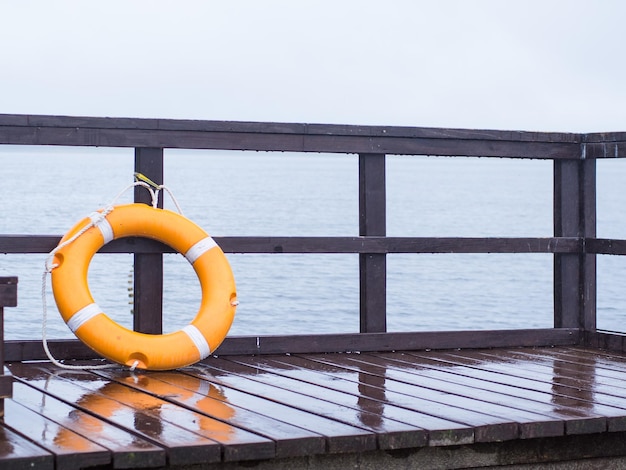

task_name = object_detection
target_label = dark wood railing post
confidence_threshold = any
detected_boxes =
[581,154,597,332]
[359,153,387,333]
[134,148,164,334]
[553,153,596,330]
[0,277,16,417]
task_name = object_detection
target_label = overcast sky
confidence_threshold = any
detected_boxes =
[1,1,625,133]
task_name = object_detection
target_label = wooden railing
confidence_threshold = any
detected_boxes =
[2,114,626,360]
[0,277,16,411]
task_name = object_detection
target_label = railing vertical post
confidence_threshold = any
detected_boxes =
[0,277,16,417]
[581,153,597,332]
[134,148,164,334]
[553,153,596,330]
[359,153,386,333]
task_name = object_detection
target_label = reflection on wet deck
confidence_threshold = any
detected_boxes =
[5,346,626,468]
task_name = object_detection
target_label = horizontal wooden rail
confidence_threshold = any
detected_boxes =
[0,114,580,141]
[0,235,582,254]
[584,132,626,159]
[585,143,626,158]
[586,238,626,255]
[0,113,582,158]
[5,328,580,361]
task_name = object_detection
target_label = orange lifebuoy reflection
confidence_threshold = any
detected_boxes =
[52,370,236,448]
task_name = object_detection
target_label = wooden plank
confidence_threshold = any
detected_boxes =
[470,350,626,400]
[417,349,626,431]
[584,131,626,143]
[0,235,172,254]
[554,159,583,329]
[300,353,563,441]
[304,123,581,144]
[6,348,626,467]
[173,370,388,454]
[82,129,580,157]
[193,358,410,451]
[359,153,386,333]
[350,351,612,435]
[0,277,15,418]
[568,347,626,373]
[550,156,595,332]
[557,347,626,368]
[443,349,626,433]
[216,236,583,254]
[6,339,98,362]
[134,148,163,207]
[92,368,326,460]
[8,363,229,466]
[584,141,626,158]
[318,136,579,159]
[359,155,386,236]
[26,364,276,464]
[586,238,626,255]
[0,124,481,155]
[5,329,581,362]
[3,399,110,470]
[581,159,597,331]
[212,329,578,356]
[166,370,386,455]
[182,366,378,454]
[0,113,582,143]
[0,425,52,470]
[586,331,626,351]
[0,124,581,159]
[400,349,625,434]
[223,356,479,447]
[359,251,386,332]
[203,356,484,448]
[478,348,626,393]
[11,381,165,469]
[0,235,583,254]
[0,375,12,399]
[0,278,17,308]
[223,354,490,445]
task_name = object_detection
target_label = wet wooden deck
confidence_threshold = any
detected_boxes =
[5,346,626,469]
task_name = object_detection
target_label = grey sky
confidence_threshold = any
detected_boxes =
[1,0,625,132]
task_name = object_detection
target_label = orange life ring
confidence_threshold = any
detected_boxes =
[51,203,237,371]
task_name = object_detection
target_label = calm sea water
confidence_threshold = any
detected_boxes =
[2,145,626,340]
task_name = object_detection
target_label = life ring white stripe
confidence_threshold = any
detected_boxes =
[184,237,217,264]
[89,212,114,244]
[182,324,211,359]
[67,303,102,332]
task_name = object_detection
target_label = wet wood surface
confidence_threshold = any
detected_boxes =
[4,346,626,468]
